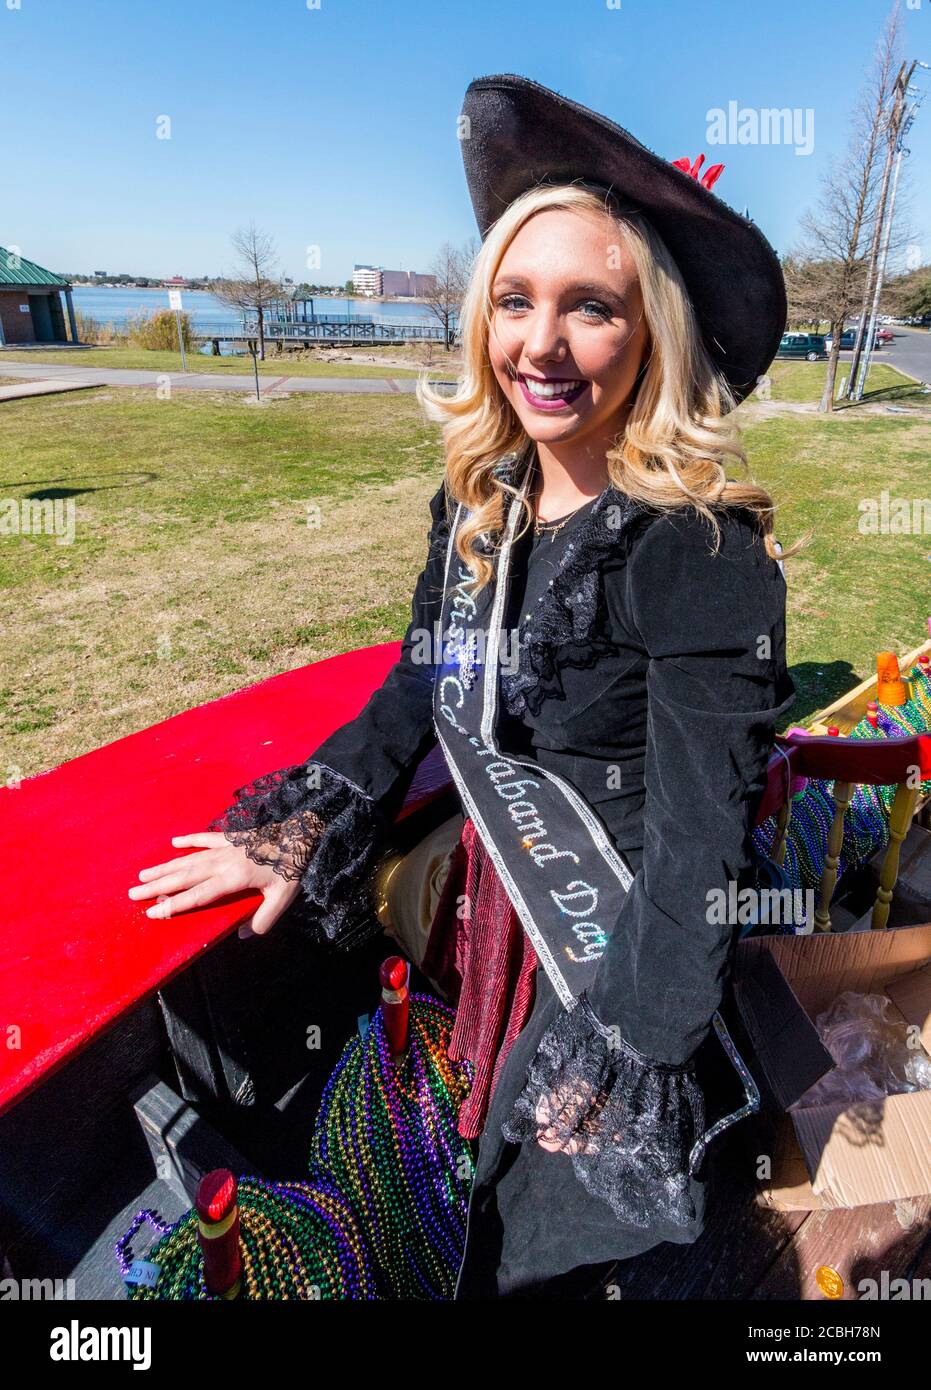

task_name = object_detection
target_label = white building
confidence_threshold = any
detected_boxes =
[352,264,382,297]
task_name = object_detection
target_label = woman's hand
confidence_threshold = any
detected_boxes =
[534,1079,620,1155]
[128,833,302,937]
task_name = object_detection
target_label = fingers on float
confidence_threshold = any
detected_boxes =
[131,858,222,898]
[143,876,230,917]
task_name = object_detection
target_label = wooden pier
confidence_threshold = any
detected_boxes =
[192,317,453,354]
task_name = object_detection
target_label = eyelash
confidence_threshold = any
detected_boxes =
[496,294,612,322]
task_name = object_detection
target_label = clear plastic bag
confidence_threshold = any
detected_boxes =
[791,990,931,1111]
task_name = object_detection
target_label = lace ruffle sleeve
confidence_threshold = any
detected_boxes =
[206,759,392,947]
[207,480,453,947]
[501,991,706,1229]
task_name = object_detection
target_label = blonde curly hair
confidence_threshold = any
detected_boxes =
[416,181,808,590]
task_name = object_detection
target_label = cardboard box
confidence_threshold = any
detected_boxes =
[734,923,931,1210]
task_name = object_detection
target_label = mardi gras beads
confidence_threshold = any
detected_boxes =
[118,1171,374,1300]
[310,987,474,1299]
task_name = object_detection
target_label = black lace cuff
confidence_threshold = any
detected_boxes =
[501,992,706,1230]
[207,760,392,948]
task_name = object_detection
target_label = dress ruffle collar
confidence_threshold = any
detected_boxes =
[492,451,651,719]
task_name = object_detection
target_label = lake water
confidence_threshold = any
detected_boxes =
[73,287,436,334]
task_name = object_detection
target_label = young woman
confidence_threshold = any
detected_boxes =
[130,75,800,1299]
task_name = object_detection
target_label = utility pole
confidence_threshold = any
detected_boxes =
[849,60,926,401]
[844,64,904,398]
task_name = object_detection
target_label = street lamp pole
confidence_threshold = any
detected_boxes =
[844,65,905,399]
[851,61,925,402]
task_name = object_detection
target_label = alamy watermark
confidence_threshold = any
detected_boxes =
[49,1320,150,1369]
[408,621,521,677]
[858,490,931,535]
[0,497,75,545]
[707,882,816,932]
[0,1276,76,1299]
[706,102,815,156]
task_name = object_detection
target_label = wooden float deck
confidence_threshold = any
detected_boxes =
[607,1043,931,1301]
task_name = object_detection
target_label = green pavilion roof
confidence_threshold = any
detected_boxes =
[0,249,70,288]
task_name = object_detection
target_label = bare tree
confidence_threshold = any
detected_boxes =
[784,6,906,412]
[456,235,481,293]
[845,54,919,399]
[883,262,931,321]
[210,223,284,360]
[424,239,478,350]
[782,253,844,331]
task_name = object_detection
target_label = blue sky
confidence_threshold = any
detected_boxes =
[2,0,929,281]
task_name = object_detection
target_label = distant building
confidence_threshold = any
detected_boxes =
[352,264,382,296]
[382,269,437,298]
[162,276,190,289]
[0,247,77,345]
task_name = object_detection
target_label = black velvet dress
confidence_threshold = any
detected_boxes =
[210,460,797,1298]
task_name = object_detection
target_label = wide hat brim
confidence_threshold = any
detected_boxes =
[459,73,787,407]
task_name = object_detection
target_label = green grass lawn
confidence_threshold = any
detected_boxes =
[0,345,431,379]
[759,360,928,405]
[1,385,929,776]
[734,408,931,718]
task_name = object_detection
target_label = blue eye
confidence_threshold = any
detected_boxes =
[494,294,611,321]
[578,301,612,321]
[496,295,528,314]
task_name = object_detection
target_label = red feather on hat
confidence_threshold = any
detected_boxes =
[671,152,725,192]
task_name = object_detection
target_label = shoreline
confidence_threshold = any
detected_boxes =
[70,285,433,308]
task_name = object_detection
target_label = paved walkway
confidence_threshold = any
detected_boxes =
[0,361,423,395]
[0,378,100,402]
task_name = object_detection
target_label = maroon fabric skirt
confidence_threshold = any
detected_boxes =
[421,817,539,1140]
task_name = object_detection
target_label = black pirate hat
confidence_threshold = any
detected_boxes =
[459,73,787,407]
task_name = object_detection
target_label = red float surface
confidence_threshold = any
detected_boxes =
[0,643,405,1118]
[6,632,924,1121]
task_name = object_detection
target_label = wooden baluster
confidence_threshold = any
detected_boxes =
[815,778,852,933]
[814,728,847,933]
[871,781,920,930]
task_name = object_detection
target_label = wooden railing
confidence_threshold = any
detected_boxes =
[758,730,931,932]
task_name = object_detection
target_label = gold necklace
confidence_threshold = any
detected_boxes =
[533,510,575,542]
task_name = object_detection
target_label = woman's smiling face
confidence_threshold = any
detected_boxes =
[488,207,649,451]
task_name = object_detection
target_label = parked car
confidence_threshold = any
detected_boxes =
[777,332,827,361]
[824,329,883,352]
